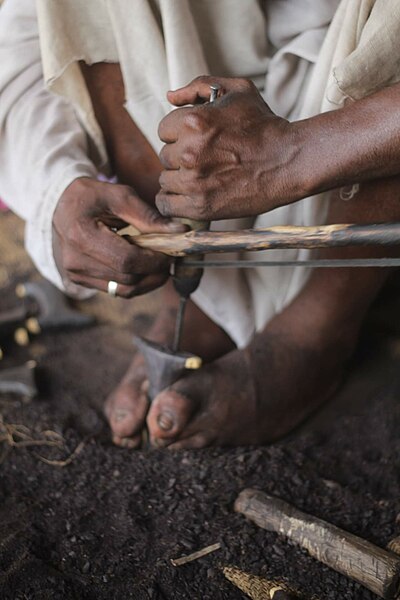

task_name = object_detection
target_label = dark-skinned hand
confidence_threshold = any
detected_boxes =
[53,177,185,298]
[157,75,301,222]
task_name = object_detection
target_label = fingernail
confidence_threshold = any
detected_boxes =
[157,412,174,431]
[114,409,129,422]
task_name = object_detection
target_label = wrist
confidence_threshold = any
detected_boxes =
[259,119,314,209]
[285,119,327,202]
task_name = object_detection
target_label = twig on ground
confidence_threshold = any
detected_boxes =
[0,414,85,467]
[34,439,86,467]
[170,542,221,567]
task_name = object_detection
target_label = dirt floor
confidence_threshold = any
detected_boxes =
[1,211,400,600]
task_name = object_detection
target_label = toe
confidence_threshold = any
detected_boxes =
[105,381,149,440]
[147,388,196,445]
[167,432,213,450]
[112,433,143,449]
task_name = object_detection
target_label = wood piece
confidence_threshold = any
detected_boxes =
[234,489,400,599]
[388,537,400,556]
[133,223,400,257]
[170,542,221,566]
[222,566,301,599]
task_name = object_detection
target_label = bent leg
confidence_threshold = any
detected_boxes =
[147,175,400,448]
[105,280,235,446]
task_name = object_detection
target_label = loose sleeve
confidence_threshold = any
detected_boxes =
[0,0,98,296]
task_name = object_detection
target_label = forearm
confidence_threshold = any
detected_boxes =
[294,83,400,199]
[80,62,162,204]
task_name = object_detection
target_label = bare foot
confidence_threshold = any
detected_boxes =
[145,174,400,449]
[146,266,390,448]
[105,281,235,446]
[145,300,354,448]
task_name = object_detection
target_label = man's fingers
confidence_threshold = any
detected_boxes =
[64,250,142,286]
[156,191,201,220]
[167,76,225,106]
[166,75,256,107]
[159,143,180,170]
[113,189,186,234]
[67,273,141,298]
[158,107,194,144]
[67,272,168,299]
[159,169,197,195]
[77,221,170,275]
[128,273,169,296]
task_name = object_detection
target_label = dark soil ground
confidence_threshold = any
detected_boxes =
[1,212,400,600]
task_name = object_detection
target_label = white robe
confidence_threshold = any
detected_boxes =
[0,0,399,346]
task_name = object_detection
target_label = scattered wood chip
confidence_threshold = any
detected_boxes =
[35,440,86,467]
[0,414,86,467]
[170,542,221,567]
[388,536,400,556]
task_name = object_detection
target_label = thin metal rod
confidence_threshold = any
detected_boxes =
[172,296,187,353]
[181,258,400,269]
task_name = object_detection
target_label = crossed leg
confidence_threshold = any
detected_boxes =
[80,62,400,448]
[108,175,400,448]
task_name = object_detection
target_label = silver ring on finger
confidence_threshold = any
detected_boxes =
[107,280,119,297]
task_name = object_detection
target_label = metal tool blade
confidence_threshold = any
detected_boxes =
[181,257,400,268]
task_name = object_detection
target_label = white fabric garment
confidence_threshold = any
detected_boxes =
[0,0,398,346]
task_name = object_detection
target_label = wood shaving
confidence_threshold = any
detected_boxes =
[170,542,221,566]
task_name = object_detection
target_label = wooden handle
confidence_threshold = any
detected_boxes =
[235,489,400,599]
[133,223,400,257]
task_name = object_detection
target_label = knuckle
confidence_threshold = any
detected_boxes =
[116,185,134,204]
[158,171,167,189]
[62,250,78,272]
[180,149,199,170]
[183,111,207,133]
[239,78,255,92]
[192,75,208,85]
[158,118,169,141]
[159,146,171,168]
[65,220,86,246]
[68,272,82,285]
[193,196,211,220]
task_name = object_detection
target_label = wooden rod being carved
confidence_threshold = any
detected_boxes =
[132,223,400,257]
[234,489,400,599]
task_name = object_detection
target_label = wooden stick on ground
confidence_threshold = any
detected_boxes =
[133,223,400,257]
[170,542,221,567]
[223,566,301,600]
[234,489,400,600]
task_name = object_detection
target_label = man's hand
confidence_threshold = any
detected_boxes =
[156,75,303,222]
[53,177,185,297]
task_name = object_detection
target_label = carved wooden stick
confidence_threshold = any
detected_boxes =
[234,489,400,599]
[133,223,400,257]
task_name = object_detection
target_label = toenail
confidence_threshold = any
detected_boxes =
[114,409,129,422]
[157,412,174,431]
[119,437,137,449]
[141,379,150,394]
